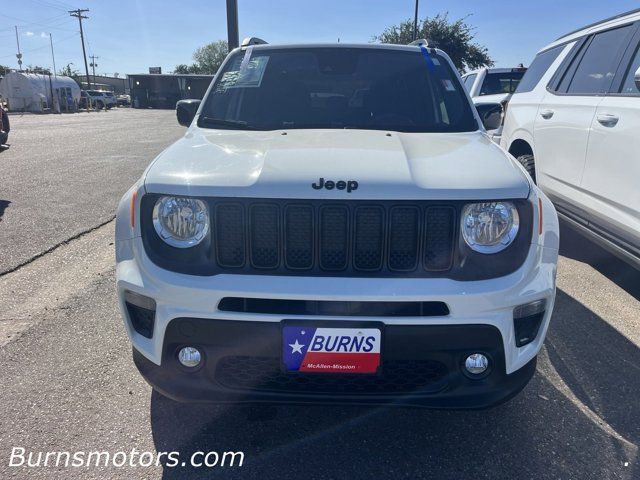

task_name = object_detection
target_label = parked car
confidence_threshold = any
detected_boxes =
[462,67,527,143]
[501,8,640,269]
[102,91,117,108]
[116,39,559,408]
[117,93,131,106]
[80,90,113,110]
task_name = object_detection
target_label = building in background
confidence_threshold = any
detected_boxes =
[127,74,213,109]
[77,74,128,94]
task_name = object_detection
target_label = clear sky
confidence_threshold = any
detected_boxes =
[1,0,639,76]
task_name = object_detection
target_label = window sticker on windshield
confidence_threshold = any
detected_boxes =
[442,79,456,91]
[215,54,270,92]
[229,54,269,89]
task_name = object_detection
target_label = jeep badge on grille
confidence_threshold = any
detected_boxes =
[312,178,358,193]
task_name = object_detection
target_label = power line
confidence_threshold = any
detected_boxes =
[0,32,78,60]
[68,8,91,89]
[0,13,77,33]
[0,12,69,27]
[27,0,75,13]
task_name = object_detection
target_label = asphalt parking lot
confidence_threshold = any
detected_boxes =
[0,109,638,479]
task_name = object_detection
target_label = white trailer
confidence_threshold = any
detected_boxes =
[0,72,80,112]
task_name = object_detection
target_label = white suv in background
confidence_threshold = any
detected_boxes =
[462,67,527,143]
[462,67,527,104]
[501,8,640,269]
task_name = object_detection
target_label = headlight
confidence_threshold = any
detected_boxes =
[461,201,519,253]
[152,196,209,248]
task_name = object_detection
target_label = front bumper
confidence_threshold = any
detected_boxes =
[116,228,557,407]
[133,319,537,408]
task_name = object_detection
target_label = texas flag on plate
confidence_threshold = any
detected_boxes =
[282,326,381,374]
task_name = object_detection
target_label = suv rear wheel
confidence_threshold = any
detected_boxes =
[517,154,536,184]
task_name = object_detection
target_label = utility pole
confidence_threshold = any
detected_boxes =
[413,0,420,41]
[69,9,91,90]
[49,33,59,113]
[226,0,239,51]
[49,33,57,79]
[15,26,23,71]
[89,54,98,85]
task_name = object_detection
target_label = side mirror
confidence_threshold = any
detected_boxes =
[634,66,640,92]
[176,99,201,127]
[475,102,503,131]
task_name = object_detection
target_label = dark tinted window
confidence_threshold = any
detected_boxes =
[463,73,477,92]
[565,25,634,94]
[200,47,478,133]
[620,42,640,94]
[479,71,525,95]
[515,45,564,93]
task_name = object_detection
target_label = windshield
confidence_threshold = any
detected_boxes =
[199,47,478,132]
[479,71,525,95]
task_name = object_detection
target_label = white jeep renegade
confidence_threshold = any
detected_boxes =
[115,39,559,408]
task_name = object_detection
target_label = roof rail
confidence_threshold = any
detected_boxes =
[241,37,268,48]
[557,7,640,40]
[409,39,429,47]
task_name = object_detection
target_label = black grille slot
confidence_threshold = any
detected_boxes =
[284,205,314,269]
[424,207,455,271]
[319,205,349,270]
[354,206,384,271]
[388,206,420,271]
[218,297,450,316]
[250,204,279,268]
[215,204,245,267]
[215,356,448,394]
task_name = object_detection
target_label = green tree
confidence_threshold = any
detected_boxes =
[193,40,229,74]
[174,40,228,75]
[60,63,80,77]
[375,13,493,72]
[173,63,197,74]
[26,65,51,75]
[59,63,82,88]
[0,65,11,76]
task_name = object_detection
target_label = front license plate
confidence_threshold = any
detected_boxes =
[282,326,381,374]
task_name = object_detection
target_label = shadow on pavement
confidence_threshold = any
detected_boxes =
[545,289,640,442]
[149,287,638,479]
[559,222,639,300]
[0,200,10,222]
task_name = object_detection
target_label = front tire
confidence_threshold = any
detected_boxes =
[517,154,536,184]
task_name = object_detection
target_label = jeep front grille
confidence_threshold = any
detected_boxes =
[141,195,533,279]
[212,199,456,275]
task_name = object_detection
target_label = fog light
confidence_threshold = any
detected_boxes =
[464,353,489,375]
[178,347,202,368]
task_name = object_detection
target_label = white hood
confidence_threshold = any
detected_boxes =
[143,128,530,200]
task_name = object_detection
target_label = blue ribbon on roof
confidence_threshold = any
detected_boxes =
[420,46,436,73]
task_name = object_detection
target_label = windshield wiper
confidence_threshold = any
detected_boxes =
[199,116,257,130]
